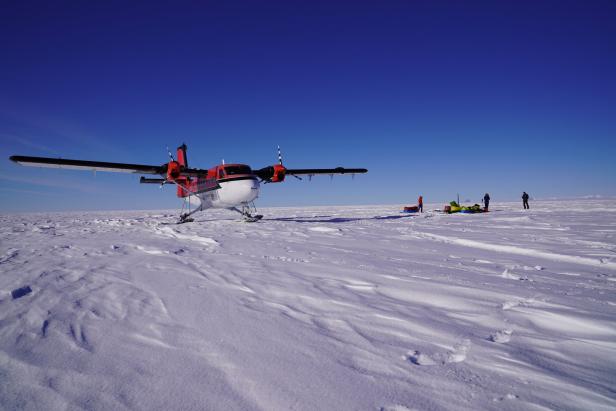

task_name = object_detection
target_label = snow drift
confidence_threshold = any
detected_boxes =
[1,200,615,410]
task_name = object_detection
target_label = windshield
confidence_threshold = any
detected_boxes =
[224,165,252,175]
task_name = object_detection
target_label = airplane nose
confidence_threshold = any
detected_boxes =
[220,178,260,205]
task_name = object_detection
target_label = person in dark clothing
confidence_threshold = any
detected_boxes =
[418,195,423,213]
[522,192,530,209]
[483,193,490,211]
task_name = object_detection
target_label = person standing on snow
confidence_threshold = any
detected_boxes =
[418,195,423,213]
[522,191,530,209]
[483,193,490,211]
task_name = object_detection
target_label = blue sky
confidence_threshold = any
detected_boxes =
[1,1,615,212]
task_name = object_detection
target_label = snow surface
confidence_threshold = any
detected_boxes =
[1,200,615,410]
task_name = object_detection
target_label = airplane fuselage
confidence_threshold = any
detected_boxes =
[198,175,260,209]
[178,164,260,211]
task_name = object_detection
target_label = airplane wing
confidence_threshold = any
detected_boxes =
[285,167,368,176]
[10,155,165,174]
[255,165,367,182]
[9,155,209,177]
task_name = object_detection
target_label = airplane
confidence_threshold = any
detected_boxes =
[9,144,368,223]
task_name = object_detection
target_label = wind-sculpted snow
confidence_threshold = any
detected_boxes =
[1,200,615,410]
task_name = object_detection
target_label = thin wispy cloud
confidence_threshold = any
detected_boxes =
[0,102,121,155]
[0,186,59,196]
[1,133,61,156]
[0,173,103,194]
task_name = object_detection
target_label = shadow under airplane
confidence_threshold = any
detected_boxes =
[264,214,417,224]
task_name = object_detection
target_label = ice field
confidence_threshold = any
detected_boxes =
[1,200,615,410]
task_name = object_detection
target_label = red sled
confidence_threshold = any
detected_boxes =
[403,206,419,213]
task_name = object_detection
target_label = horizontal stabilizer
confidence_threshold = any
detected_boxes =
[177,167,209,177]
[140,177,166,184]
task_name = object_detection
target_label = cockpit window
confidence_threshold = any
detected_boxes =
[224,165,252,175]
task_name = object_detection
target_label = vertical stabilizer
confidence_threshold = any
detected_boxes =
[175,144,189,197]
[177,144,188,167]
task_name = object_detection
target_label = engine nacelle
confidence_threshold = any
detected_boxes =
[255,164,286,183]
[167,160,181,180]
[271,164,286,182]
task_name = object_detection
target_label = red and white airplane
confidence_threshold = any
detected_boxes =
[10,144,367,222]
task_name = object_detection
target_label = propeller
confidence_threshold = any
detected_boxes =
[164,146,182,185]
[254,146,288,182]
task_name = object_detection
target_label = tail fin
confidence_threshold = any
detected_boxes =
[176,144,188,167]
[175,144,189,197]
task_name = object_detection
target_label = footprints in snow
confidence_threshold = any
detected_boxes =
[407,350,437,366]
[448,253,545,283]
[69,322,92,352]
[501,297,536,311]
[501,269,529,281]
[380,406,418,411]
[262,255,311,263]
[0,248,19,264]
[344,280,377,292]
[493,393,519,402]
[501,264,544,281]
[489,329,513,343]
[111,244,188,256]
[41,319,50,337]
[447,339,471,363]
[487,297,537,344]
[135,245,168,255]
[401,294,523,357]
[154,226,219,247]
[308,226,341,234]
[406,339,471,366]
